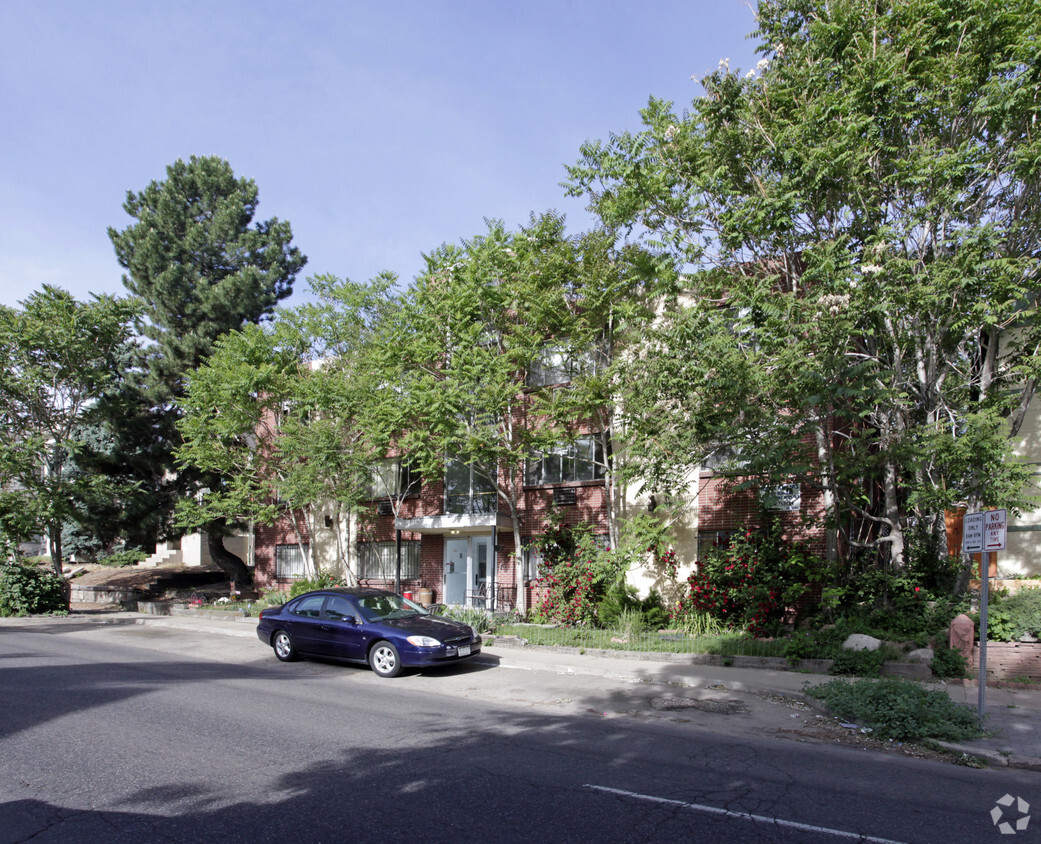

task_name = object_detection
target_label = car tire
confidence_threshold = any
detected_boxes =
[272,630,298,662]
[369,641,402,678]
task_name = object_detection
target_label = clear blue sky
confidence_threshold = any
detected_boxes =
[0,0,762,310]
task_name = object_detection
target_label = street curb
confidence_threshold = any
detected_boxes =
[931,740,1041,772]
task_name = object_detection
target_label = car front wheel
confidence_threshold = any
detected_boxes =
[273,630,297,662]
[369,641,402,677]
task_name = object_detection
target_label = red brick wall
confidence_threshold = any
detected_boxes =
[697,474,827,556]
[253,511,311,592]
[973,642,1041,682]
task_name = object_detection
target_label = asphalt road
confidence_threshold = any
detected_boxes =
[0,621,1036,843]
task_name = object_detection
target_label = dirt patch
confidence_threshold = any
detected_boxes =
[776,714,983,766]
[650,696,749,714]
[70,563,225,587]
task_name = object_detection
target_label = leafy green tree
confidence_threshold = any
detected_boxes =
[0,287,139,576]
[109,156,307,583]
[176,274,402,584]
[395,213,644,613]
[567,0,1041,574]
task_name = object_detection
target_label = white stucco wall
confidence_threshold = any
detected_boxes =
[1006,392,1041,576]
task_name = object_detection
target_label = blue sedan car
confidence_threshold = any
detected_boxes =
[256,587,482,678]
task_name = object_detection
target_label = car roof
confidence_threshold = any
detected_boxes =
[302,587,394,598]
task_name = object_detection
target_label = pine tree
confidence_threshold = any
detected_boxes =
[108,156,307,582]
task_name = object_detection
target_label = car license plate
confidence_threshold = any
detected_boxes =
[457,644,471,657]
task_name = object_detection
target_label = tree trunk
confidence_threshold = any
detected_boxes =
[812,417,839,563]
[206,518,253,585]
[48,523,63,579]
[882,460,905,569]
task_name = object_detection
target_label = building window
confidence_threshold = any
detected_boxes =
[701,444,749,473]
[526,342,603,387]
[444,458,497,514]
[275,544,309,578]
[696,530,732,561]
[357,540,421,580]
[527,344,570,386]
[521,538,544,580]
[367,458,421,499]
[525,436,605,486]
[761,483,801,512]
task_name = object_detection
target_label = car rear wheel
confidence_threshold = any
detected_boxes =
[273,630,297,662]
[369,641,402,677]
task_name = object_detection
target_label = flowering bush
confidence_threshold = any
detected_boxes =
[674,528,820,637]
[528,516,623,627]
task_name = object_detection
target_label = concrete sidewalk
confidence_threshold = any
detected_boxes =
[479,639,1041,771]
[9,607,1041,771]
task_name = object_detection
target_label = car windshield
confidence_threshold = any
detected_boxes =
[355,593,427,622]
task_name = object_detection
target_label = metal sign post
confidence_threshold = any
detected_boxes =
[978,550,989,723]
[962,509,1006,724]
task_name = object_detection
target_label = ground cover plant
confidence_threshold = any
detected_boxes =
[978,587,1041,642]
[493,623,790,658]
[806,678,982,743]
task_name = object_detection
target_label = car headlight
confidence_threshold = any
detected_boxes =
[406,635,441,647]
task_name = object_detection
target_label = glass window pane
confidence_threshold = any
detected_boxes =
[358,541,420,579]
[275,544,308,578]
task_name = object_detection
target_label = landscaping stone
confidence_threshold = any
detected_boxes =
[881,661,932,680]
[906,648,934,664]
[949,613,974,663]
[842,633,881,651]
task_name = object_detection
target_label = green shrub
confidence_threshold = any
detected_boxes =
[829,648,885,677]
[675,608,726,637]
[613,607,647,640]
[98,548,148,567]
[440,605,494,633]
[529,518,625,627]
[676,523,824,636]
[977,587,1041,642]
[807,678,982,742]
[597,581,670,631]
[785,628,846,663]
[288,570,343,598]
[0,563,67,616]
[931,644,968,679]
[595,579,638,628]
[259,588,288,607]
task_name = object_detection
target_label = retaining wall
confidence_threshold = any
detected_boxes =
[973,641,1041,682]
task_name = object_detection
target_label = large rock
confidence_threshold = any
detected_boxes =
[948,613,975,663]
[906,648,934,664]
[842,633,881,652]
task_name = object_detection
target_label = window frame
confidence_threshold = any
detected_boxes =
[367,457,422,500]
[696,530,733,561]
[275,543,309,579]
[521,538,545,580]
[357,540,421,580]
[525,435,606,487]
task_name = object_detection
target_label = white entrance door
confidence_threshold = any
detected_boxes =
[444,538,468,605]
[444,536,493,606]
[472,535,491,606]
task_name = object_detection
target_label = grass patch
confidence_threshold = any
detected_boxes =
[493,624,789,657]
[806,678,983,742]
